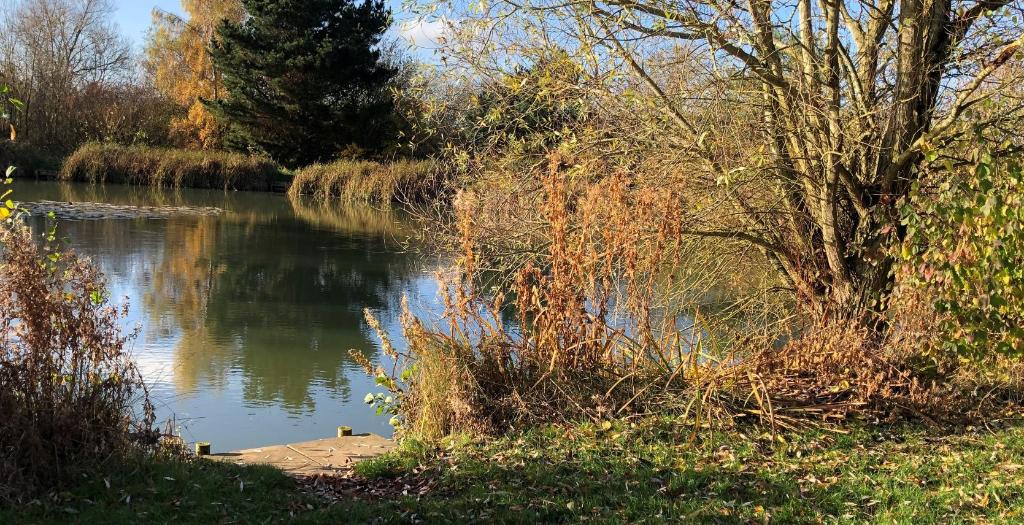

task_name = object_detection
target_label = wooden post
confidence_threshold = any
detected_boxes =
[195,442,211,456]
[337,426,353,437]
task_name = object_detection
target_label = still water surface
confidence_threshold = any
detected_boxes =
[16,180,443,452]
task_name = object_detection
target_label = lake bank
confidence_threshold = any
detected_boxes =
[207,433,395,476]
[6,418,1024,523]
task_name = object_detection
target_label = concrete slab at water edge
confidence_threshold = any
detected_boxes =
[207,434,395,477]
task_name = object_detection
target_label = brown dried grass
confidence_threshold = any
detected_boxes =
[60,142,283,191]
[0,222,155,502]
[288,159,444,204]
[355,153,710,438]
[358,152,1022,440]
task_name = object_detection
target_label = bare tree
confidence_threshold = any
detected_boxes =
[0,0,132,152]
[427,0,1024,325]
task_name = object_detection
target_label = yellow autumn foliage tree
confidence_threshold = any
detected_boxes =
[145,0,244,149]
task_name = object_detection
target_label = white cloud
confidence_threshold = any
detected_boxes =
[399,18,449,49]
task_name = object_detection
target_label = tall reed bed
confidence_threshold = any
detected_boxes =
[288,158,443,203]
[60,143,283,191]
[0,219,155,501]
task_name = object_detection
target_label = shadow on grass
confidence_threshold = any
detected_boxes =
[336,422,1024,523]
[377,460,826,524]
[6,422,1024,524]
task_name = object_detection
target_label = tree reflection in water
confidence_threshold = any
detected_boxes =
[18,180,437,449]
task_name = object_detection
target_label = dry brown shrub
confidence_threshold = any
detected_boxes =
[355,149,1024,440]
[0,222,155,502]
[745,326,937,425]
[355,153,736,437]
[694,301,1024,431]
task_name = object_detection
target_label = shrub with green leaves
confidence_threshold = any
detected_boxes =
[0,167,16,221]
[901,150,1024,357]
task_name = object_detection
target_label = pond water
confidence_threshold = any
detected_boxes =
[14,180,444,452]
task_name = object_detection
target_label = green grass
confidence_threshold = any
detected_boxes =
[352,419,1024,523]
[0,456,380,525]
[6,420,1024,523]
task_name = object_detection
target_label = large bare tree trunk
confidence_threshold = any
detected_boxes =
[582,0,1024,325]
[431,0,1023,327]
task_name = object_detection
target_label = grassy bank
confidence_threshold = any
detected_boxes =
[0,455,362,524]
[60,143,285,191]
[349,420,1024,523]
[7,419,1024,523]
[288,158,442,203]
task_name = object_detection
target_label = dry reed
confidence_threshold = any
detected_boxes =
[60,142,283,191]
[354,153,701,438]
[288,158,443,203]
[353,152,1020,441]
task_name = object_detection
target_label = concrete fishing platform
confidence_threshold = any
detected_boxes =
[207,433,395,476]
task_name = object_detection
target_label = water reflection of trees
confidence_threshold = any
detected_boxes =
[141,198,424,413]
[18,180,428,412]
[142,217,229,394]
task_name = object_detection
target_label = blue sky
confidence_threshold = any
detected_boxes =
[111,1,184,47]
[110,0,446,53]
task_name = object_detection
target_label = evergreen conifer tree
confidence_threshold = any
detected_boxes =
[207,0,395,167]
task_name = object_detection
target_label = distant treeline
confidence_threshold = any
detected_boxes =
[0,0,432,182]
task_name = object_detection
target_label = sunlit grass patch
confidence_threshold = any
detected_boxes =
[341,419,1024,523]
[288,158,442,203]
[6,419,1024,523]
[60,143,284,191]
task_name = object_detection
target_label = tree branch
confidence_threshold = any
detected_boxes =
[884,31,1024,190]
